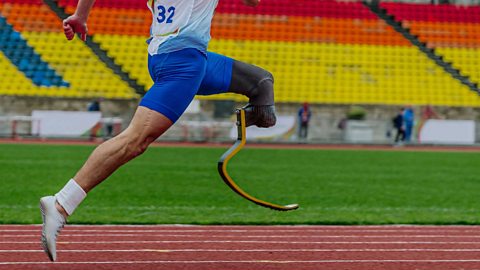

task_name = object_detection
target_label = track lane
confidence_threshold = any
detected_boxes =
[2,225,480,270]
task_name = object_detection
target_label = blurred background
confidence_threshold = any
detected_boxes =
[0,0,479,146]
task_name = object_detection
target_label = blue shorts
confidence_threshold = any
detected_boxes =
[140,48,233,123]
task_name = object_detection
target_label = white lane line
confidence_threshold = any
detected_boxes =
[4,224,480,229]
[2,240,480,244]
[3,234,480,238]
[3,229,480,233]
[2,248,480,253]
[3,259,480,265]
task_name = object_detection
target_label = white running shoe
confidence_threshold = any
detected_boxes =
[40,196,66,261]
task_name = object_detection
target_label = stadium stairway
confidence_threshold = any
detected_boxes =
[363,0,480,96]
[43,0,146,96]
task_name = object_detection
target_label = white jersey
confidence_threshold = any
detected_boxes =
[147,0,219,55]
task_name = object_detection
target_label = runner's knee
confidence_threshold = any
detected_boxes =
[126,138,149,159]
[118,107,172,161]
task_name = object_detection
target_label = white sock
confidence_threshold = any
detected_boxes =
[55,179,87,216]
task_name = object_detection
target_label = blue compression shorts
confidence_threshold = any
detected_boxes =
[140,48,233,123]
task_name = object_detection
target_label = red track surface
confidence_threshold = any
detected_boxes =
[2,225,480,270]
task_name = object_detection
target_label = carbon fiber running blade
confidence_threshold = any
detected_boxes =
[217,108,299,212]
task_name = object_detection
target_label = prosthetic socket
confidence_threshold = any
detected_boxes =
[228,60,276,128]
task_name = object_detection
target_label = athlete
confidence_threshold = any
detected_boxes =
[40,0,277,262]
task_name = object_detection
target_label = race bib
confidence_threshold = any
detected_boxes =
[147,0,194,54]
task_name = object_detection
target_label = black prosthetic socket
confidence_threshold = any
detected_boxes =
[228,60,275,106]
[229,60,277,128]
[241,104,277,128]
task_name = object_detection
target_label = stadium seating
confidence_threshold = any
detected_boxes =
[381,2,480,85]
[0,0,479,106]
[0,0,136,98]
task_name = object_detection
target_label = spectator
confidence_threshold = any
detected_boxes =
[298,102,312,140]
[403,106,415,143]
[87,98,102,140]
[421,105,439,120]
[416,105,440,141]
[87,98,101,112]
[392,108,405,144]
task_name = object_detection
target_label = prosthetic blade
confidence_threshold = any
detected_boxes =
[218,109,299,211]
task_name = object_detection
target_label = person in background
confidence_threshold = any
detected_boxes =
[87,98,101,112]
[298,102,312,140]
[403,106,415,143]
[392,107,405,144]
[87,98,102,140]
[421,105,439,120]
[416,105,440,141]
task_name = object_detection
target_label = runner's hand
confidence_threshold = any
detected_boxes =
[63,15,88,41]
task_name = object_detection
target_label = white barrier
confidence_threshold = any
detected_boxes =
[419,120,476,145]
[0,113,123,139]
[32,111,102,137]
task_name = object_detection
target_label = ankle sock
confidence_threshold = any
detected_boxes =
[55,179,87,216]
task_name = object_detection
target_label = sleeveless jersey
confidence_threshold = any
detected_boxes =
[147,0,219,55]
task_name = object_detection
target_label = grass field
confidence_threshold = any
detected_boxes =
[0,143,479,225]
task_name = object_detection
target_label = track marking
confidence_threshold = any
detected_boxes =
[3,240,480,244]
[3,248,480,253]
[4,224,480,228]
[4,229,480,233]
[3,259,480,265]
[5,234,480,239]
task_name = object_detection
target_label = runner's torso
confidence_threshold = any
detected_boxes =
[147,0,219,55]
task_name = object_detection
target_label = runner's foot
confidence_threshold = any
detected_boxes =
[40,196,66,261]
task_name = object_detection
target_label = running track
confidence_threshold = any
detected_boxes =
[2,225,480,270]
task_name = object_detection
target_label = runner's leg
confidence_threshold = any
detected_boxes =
[41,48,207,261]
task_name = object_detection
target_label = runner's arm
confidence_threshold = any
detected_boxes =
[63,0,96,41]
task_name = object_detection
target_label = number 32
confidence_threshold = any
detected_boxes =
[157,6,175,24]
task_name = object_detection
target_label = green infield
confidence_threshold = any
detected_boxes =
[0,143,479,225]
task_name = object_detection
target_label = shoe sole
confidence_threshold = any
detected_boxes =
[39,199,55,262]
